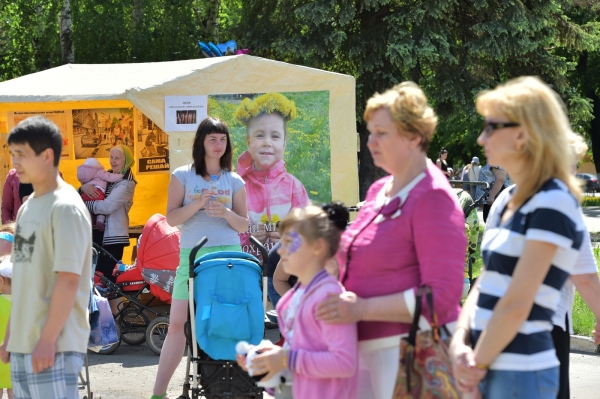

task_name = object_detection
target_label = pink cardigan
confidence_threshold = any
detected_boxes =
[2,169,21,224]
[338,162,466,341]
[278,269,358,399]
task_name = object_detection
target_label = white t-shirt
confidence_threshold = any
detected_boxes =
[173,165,245,249]
[8,183,92,354]
[552,228,598,332]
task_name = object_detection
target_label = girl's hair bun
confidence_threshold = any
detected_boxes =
[321,201,349,231]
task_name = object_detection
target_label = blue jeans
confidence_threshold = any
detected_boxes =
[479,367,559,399]
[267,277,282,308]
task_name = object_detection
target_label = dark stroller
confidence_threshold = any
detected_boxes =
[178,236,268,399]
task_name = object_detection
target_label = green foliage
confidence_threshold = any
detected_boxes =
[0,0,240,80]
[0,1,62,81]
[208,91,332,204]
[582,196,600,207]
[233,0,600,196]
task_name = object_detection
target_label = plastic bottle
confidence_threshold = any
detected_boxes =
[118,260,126,272]
[206,175,218,214]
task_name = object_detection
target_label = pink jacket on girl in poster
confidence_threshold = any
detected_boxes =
[277,269,358,399]
[236,151,309,256]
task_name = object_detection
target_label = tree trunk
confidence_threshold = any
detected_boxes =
[133,0,143,26]
[357,122,388,200]
[205,0,220,43]
[589,91,600,178]
[60,0,74,64]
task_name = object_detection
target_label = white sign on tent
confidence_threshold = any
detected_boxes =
[164,96,208,132]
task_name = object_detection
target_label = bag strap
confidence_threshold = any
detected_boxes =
[407,286,441,346]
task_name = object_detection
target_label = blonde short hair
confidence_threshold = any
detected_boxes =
[364,82,438,152]
[476,76,583,205]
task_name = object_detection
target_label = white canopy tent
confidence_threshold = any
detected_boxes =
[0,56,358,232]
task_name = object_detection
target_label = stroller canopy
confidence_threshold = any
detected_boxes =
[138,213,180,304]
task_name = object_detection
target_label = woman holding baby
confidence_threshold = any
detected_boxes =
[80,145,137,284]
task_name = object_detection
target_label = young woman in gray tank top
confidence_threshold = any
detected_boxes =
[151,117,249,399]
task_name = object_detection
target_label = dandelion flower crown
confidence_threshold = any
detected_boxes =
[235,92,297,126]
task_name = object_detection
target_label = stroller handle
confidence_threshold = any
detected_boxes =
[92,242,120,264]
[249,235,269,275]
[189,237,209,279]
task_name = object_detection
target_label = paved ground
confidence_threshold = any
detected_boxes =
[582,206,600,233]
[82,328,280,399]
[81,343,599,398]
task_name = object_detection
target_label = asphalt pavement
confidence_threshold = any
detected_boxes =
[83,343,599,399]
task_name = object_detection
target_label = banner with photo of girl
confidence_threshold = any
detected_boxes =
[208,91,331,257]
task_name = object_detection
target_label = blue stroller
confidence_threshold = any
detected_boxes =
[178,236,268,399]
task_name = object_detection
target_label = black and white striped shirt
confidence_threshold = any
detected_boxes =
[471,179,585,371]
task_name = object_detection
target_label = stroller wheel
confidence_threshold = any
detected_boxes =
[146,316,170,356]
[95,322,121,355]
[120,309,150,345]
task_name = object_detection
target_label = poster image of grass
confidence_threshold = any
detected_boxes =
[73,108,134,159]
[208,91,330,256]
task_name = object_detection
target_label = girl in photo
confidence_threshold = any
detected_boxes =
[235,93,310,256]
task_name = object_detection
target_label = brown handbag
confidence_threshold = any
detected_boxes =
[394,286,459,399]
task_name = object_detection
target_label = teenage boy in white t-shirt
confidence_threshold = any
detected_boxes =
[0,116,92,399]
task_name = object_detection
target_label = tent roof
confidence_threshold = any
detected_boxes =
[0,55,350,103]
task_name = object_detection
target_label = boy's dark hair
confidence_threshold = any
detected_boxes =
[8,116,62,167]
[192,117,233,176]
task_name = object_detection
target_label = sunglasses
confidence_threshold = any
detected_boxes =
[482,121,520,136]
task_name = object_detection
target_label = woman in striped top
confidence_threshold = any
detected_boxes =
[450,76,586,399]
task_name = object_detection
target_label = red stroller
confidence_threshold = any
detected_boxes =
[93,213,180,355]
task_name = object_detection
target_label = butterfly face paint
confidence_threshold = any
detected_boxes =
[286,230,302,255]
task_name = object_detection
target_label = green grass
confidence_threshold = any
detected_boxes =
[469,227,599,337]
[208,91,332,204]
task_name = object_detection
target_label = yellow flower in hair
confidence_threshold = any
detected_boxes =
[235,93,297,125]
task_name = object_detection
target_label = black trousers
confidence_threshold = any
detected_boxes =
[551,315,570,399]
[482,185,507,223]
[93,230,125,284]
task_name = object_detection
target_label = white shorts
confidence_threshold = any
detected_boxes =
[356,336,401,399]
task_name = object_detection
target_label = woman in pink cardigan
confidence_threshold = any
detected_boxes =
[316,82,467,399]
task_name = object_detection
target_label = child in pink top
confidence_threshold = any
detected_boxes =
[235,93,310,257]
[237,203,357,399]
[77,158,123,231]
